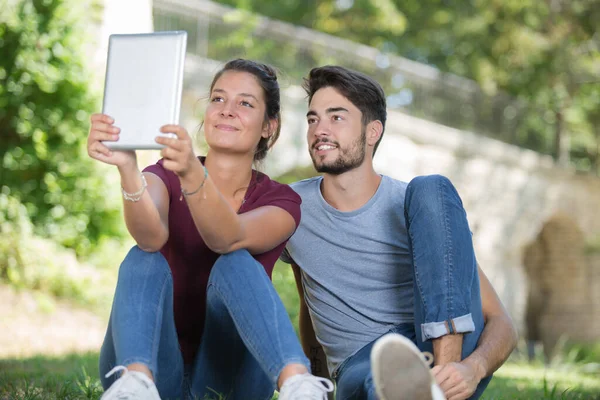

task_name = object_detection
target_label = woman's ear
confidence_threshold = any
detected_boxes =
[262,118,278,139]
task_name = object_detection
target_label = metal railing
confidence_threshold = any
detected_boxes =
[153,0,555,156]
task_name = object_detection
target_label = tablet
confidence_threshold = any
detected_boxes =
[101,31,187,150]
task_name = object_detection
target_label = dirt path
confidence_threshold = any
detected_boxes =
[0,284,107,358]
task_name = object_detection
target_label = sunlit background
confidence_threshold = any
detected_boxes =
[1,0,599,398]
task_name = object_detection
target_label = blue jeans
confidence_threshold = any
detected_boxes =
[335,175,491,400]
[99,247,309,400]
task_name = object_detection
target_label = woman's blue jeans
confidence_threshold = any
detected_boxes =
[335,175,491,400]
[99,247,309,400]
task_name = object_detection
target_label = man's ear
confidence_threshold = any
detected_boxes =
[366,120,383,147]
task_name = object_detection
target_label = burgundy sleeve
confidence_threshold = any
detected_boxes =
[261,183,302,230]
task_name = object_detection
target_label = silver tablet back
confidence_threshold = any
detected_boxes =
[102,31,187,150]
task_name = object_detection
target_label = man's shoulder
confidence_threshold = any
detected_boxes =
[380,175,409,199]
[289,176,322,197]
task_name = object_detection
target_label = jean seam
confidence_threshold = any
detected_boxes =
[150,263,172,381]
[407,183,429,324]
[439,177,454,325]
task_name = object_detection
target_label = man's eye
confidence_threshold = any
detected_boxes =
[333,115,343,121]
[241,101,253,108]
[307,118,317,124]
[211,96,224,102]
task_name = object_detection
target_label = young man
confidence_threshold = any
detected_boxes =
[280,66,518,400]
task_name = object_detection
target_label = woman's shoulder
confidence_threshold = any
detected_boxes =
[250,171,301,204]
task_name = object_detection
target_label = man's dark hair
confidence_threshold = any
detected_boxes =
[302,66,387,155]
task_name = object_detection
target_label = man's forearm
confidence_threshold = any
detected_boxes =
[462,314,519,380]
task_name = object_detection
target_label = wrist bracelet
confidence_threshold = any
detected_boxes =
[180,167,208,201]
[122,173,147,202]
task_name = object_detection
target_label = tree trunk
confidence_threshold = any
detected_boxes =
[554,109,569,166]
[593,124,600,176]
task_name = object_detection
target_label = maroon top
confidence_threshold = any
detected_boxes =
[143,157,301,364]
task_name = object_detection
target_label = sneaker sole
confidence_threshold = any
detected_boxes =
[371,333,433,400]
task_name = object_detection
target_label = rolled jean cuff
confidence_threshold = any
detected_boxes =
[421,313,475,342]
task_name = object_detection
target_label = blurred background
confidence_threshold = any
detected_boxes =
[1,0,599,398]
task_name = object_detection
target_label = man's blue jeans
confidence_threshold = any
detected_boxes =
[335,175,491,400]
[99,247,309,400]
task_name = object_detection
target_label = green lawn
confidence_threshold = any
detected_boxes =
[1,352,599,400]
[1,260,599,399]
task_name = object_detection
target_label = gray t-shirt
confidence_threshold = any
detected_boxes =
[281,175,414,375]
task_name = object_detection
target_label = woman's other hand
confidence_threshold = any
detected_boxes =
[87,113,136,168]
[156,124,201,178]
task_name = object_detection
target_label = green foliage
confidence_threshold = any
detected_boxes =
[585,234,600,254]
[0,205,118,312]
[213,0,600,172]
[275,164,319,185]
[272,260,301,333]
[0,0,124,255]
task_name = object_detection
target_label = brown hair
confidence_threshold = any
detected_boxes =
[209,59,281,162]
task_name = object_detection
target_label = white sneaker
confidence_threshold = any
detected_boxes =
[371,334,445,400]
[278,373,334,400]
[101,366,162,400]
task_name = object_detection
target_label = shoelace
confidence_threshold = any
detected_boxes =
[105,365,128,379]
[292,375,334,399]
[102,366,140,400]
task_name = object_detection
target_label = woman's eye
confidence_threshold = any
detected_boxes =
[240,101,253,108]
[211,96,224,102]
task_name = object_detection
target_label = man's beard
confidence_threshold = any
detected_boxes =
[310,127,366,175]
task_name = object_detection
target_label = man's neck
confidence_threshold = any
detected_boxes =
[320,163,382,212]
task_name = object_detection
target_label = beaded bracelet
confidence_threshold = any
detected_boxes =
[122,173,148,202]
[180,167,208,201]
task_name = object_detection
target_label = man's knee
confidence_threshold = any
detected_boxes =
[406,175,454,201]
[405,174,463,217]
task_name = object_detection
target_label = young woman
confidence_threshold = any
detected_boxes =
[87,59,333,400]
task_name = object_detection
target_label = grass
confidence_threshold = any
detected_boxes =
[1,243,599,399]
[1,352,600,399]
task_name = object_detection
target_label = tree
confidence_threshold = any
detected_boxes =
[0,0,124,255]
[214,0,600,169]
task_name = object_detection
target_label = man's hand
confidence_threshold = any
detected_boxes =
[432,361,481,400]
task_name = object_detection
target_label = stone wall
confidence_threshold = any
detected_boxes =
[369,111,600,344]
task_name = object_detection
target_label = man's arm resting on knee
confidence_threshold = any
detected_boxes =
[292,262,331,380]
[433,266,519,399]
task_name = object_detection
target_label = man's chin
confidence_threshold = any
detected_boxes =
[314,163,352,175]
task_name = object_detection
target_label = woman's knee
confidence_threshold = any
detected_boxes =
[209,249,258,284]
[117,245,171,284]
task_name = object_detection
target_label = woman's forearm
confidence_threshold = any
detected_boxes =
[119,164,169,251]
[179,163,244,253]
